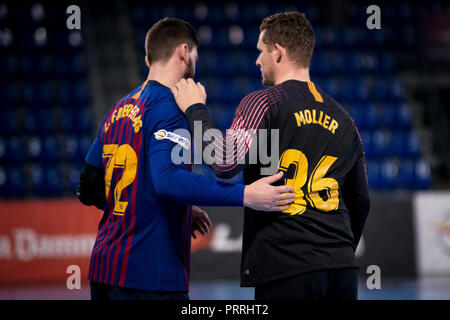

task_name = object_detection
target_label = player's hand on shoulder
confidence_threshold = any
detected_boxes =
[243,171,296,212]
[171,78,207,113]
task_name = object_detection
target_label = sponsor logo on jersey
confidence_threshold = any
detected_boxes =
[154,129,190,150]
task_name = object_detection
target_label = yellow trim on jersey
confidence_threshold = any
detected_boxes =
[307,81,323,103]
[132,80,149,100]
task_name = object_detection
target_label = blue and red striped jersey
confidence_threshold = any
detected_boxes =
[85,80,244,291]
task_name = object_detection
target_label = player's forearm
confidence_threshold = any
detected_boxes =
[343,158,370,248]
[186,103,247,179]
[150,150,244,206]
[348,191,370,247]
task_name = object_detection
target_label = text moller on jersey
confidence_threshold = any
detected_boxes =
[293,108,339,134]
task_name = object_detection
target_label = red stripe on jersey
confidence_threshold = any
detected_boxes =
[92,100,125,282]
[97,104,128,283]
[110,100,135,284]
[90,105,118,282]
[118,103,145,287]
[103,102,132,283]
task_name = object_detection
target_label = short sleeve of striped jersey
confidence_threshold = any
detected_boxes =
[85,112,110,169]
[145,102,190,155]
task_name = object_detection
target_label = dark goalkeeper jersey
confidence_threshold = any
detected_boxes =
[185,80,370,287]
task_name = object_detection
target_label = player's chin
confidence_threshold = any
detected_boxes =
[262,76,274,87]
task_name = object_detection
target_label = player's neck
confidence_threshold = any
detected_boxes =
[274,67,310,85]
[146,64,183,89]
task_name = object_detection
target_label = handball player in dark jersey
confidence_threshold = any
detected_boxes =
[172,12,370,300]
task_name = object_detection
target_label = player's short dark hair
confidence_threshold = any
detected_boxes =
[145,17,200,64]
[260,11,315,68]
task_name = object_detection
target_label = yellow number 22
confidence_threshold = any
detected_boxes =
[102,144,137,216]
[278,149,339,215]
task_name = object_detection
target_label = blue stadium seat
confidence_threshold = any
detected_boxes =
[35,82,56,105]
[0,27,14,50]
[64,135,92,161]
[321,78,339,98]
[390,130,420,158]
[413,159,432,189]
[399,158,431,189]
[34,53,54,76]
[0,110,21,134]
[354,78,369,101]
[242,26,259,49]
[0,165,27,198]
[374,78,392,100]
[371,130,390,158]
[390,130,406,156]
[24,109,57,133]
[405,130,421,157]
[0,138,6,162]
[396,103,412,129]
[366,160,381,189]
[219,51,237,75]
[217,78,240,103]
[399,159,415,187]
[30,164,63,197]
[68,163,83,195]
[58,81,89,106]
[380,158,399,189]
[52,30,84,51]
[197,50,219,75]
[1,53,19,76]
[313,51,331,75]
[202,77,220,102]
[241,3,269,23]
[340,78,356,101]
[4,136,26,163]
[359,131,372,159]
[62,109,92,133]
[380,104,396,128]
[379,53,395,72]
[70,53,86,76]
[348,105,365,129]
[341,27,359,47]
[363,103,380,130]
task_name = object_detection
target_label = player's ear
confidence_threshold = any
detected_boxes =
[178,43,189,63]
[274,43,283,64]
[145,55,150,68]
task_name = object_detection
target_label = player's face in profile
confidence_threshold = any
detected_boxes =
[256,31,276,86]
[183,46,198,79]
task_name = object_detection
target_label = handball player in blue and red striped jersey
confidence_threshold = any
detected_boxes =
[77,17,295,300]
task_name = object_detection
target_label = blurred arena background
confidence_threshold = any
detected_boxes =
[0,0,449,300]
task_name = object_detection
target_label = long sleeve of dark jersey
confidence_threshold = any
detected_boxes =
[342,140,371,249]
[185,89,281,179]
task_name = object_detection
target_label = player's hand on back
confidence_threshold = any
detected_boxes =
[171,78,207,113]
[244,171,296,212]
[191,205,212,239]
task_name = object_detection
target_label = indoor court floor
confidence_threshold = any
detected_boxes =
[0,277,449,300]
